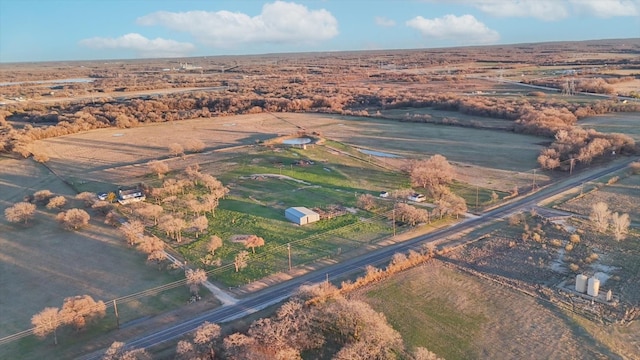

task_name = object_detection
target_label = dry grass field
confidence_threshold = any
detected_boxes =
[580,113,640,141]
[34,112,550,194]
[0,158,187,347]
[557,171,640,223]
[360,261,632,360]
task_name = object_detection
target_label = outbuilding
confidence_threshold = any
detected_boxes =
[285,207,320,225]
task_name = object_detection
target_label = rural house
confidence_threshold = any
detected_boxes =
[117,186,146,205]
[285,207,320,225]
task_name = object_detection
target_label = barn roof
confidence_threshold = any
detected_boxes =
[286,207,318,217]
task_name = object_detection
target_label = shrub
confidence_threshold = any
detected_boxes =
[565,243,574,251]
[550,239,563,247]
[569,263,579,272]
[569,234,580,244]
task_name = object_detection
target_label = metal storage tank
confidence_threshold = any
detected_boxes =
[587,277,600,297]
[575,274,588,293]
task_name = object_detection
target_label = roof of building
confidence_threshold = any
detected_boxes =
[286,206,319,218]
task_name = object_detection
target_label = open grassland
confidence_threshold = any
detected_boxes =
[35,112,549,190]
[274,113,547,172]
[0,159,194,359]
[580,112,640,141]
[359,261,628,360]
[380,107,515,130]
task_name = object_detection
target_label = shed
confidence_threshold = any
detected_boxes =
[285,207,320,225]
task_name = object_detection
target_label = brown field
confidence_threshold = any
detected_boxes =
[359,261,640,360]
[34,112,550,194]
[0,158,188,342]
[556,171,640,223]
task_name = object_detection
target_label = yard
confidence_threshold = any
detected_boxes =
[0,158,190,359]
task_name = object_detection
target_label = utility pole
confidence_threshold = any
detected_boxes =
[287,243,292,271]
[392,205,396,237]
[570,158,575,175]
[475,185,479,209]
[532,169,537,190]
[113,299,120,329]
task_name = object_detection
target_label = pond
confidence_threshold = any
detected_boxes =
[282,137,312,145]
[358,149,401,158]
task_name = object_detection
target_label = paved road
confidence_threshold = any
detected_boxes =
[80,157,635,359]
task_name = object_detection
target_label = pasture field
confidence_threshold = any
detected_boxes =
[36,112,549,191]
[0,158,194,359]
[580,112,640,141]
[274,113,547,172]
[359,261,630,360]
[379,107,515,130]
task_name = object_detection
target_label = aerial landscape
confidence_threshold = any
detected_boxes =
[1,1,639,359]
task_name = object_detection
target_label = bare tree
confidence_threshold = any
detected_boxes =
[46,196,67,210]
[223,332,256,360]
[32,152,50,163]
[189,321,221,359]
[33,189,54,204]
[413,347,444,360]
[135,203,163,225]
[31,307,63,345]
[60,295,106,331]
[234,251,249,272]
[206,235,223,255]
[409,154,454,195]
[191,215,208,238]
[148,160,169,179]
[610,212,630,241]
[5,202,36,224]
[589,202,611,233]
[394,203,429,226]
[186,139,206,153]
[158,215,187,242]
[57,208,91,230]
[102,341,151,360]
[75,192,98,207]
[357,194,376,211]
[245,235,265,253]
[185,268,208,296]
[168,142,184,158]
[440,191,467,218]
[120,220,145,246]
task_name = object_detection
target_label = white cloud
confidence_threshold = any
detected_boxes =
[375,16,396,27]
[406,14,499,44]
[79,33,195,57]
[569,0,639,18]
[136,1,338,48]
[422,0,640,20]
[466,0,569,21]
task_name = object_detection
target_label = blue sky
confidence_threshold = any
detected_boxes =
[1,0,638,63]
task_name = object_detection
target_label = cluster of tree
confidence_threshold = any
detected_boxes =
[55,208,91,230]
[169,282,441,360]
[407,155,468,218]
[589,202,631,241]
[537,128,635,170]
[32,295,106,345]
[144,165,228,244]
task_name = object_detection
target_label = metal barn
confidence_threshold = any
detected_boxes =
[285,207,320,225]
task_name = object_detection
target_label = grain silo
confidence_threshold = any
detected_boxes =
[587,277,600,297]
[575,274,588,293]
